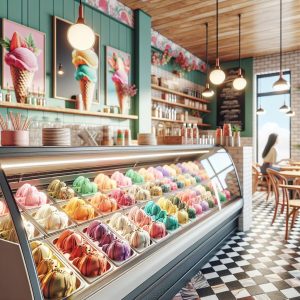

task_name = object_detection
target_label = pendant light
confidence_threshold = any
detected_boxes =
[67,0,95,50]
[58,63,64,75]
[279,98,289,112]
[233,14,247,90]
[209,0,225,85]
[256,100,265,115]
[273,0,290,91]
[202,23,214,98]
[286,109,295,117]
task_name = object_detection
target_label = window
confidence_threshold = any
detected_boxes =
[256,71,291,163]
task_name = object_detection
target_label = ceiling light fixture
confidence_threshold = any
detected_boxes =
[67,0,95,50]
[256,100,265,115]
[286,109,295,117]
[233,14,247,90]
[58,63,64,75]
[202,22,214,98]
[279,98,289,112]
[209,0,225,85]
[273,0,290,91]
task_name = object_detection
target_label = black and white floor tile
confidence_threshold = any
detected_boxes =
[173,192,300,300]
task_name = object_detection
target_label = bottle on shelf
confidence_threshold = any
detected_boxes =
[181,123,187,144]
[184,110,189,122]
[187,123,192,144]
[0,85,3,102]
[192,123,199,144]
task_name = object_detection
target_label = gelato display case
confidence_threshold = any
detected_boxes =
[0,145,242,300]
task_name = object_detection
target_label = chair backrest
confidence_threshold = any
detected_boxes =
[267,168,287,202]
[252,164,260,176]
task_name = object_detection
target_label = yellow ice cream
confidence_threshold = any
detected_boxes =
[72,49,99,69]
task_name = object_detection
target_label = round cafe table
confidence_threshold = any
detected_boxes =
[279,166,300,171]
[279,170,300,179]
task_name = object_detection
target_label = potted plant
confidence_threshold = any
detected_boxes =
[232,125,241,147]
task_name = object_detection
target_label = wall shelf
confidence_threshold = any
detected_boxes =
[152,97,211,113]
[152,117,211,127]
[0,102,138,120]
[151,84,209,104]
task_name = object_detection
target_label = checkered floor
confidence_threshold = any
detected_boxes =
[173,192,300,300]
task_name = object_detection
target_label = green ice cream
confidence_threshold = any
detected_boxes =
[75,64,97,83]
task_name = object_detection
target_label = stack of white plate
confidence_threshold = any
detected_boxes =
[137,133,157,145]
[42,128,71,146]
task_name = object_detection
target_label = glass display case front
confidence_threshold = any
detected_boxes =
[0,146,242,300]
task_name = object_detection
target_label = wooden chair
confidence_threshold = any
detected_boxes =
[252,164,271,199]
[279,184,300,240]
[267,168,288,224]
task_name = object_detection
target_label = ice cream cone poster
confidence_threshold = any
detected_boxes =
[0,19,45,102]
[54,17,100,104]
[106,46,131,113]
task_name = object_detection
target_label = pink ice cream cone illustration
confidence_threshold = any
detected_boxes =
[72,49,98,111]
[108,52,136,114]
[0,32,39,103]
[110,55,129,114]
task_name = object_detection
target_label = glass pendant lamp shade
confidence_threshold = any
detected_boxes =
[233,70,247,90]
[67,0,95,50]
[202,83,215,97]
[233,14,247,90]
[210,59,226,85]
[210,0,225,85]
[273,0,289,91]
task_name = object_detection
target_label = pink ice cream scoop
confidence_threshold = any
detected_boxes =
[15,183,47,208]
[112,69,128,85]
[5,47,38,72]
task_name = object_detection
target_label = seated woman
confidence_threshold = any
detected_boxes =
[261,133,279,174]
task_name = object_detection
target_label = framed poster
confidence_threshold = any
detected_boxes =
[106,46,131,108]
[1,18,46,94]
[53,16,100,103]
[217,67,246,130]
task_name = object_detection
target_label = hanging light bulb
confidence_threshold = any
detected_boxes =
[209,0,225,85]
[202,23,214,98]
[279,99,289,112]
[256,107,265,115]
[273,0,290,91]
[233,14,247,90]
[58,63,64,75]
[67,0,95,50]
[256,100,265,115]
[202,83,215,97]
[286,109,295,117]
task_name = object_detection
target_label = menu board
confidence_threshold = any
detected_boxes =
[217,67,245,130]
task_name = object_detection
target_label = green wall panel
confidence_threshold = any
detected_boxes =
[0,1,7,19]
[0,0,134,129]
[109,19,119,48]
[134,10,151,134]
[7,0,22,23]
[28,0,40,29]
[54,0,63,18]
[63,0,75,23]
